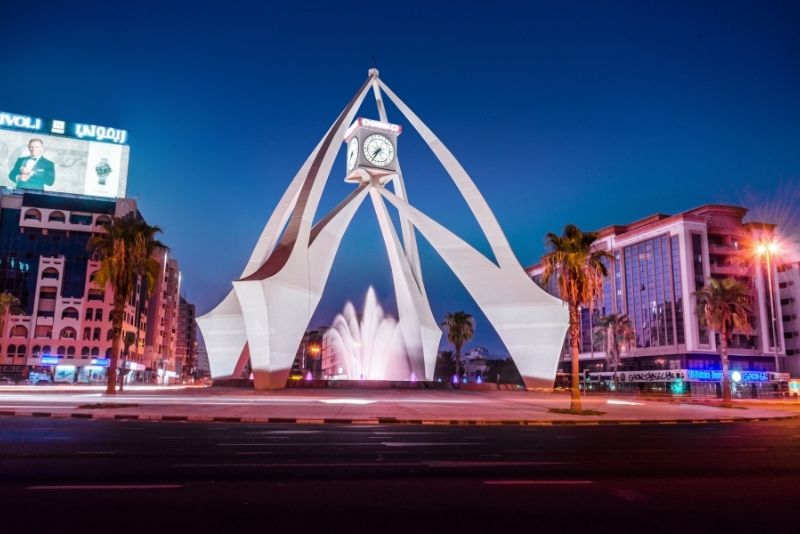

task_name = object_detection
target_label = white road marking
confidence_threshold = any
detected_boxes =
[484,480,592,486]
[75,451,116,455]
[380,442,476,447]
[28,484,182,491]
[158,436,185,439]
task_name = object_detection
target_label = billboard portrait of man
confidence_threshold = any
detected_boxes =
[8,138,56,191]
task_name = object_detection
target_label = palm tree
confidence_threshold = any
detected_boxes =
[594,314,635,392]
[118,331,137,393]
[90,216,165,395]
[0,292,21,339]
[442,311,475,381]
[695,277,752,405]
[542,224,611,411]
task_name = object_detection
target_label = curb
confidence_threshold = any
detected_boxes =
[1,410,798,426]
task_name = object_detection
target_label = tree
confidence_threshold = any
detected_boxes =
[594,314,635,392]
[695,277,752,405]
[118,331,137,393]
[442,311,475,381]
[542,224,611,411]
[90,216,165,395]
[0,292,21,339]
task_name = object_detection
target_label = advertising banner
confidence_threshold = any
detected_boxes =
[0,112,129,199]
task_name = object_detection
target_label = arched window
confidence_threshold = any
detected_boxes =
[59,327,77,340]
[11,325,28,337]
[89,271,98,283]
[48,211,66,223]
[90,347,100,356]
[42,345,52,355]
[95,215,111,227]
[61,307,79,320]
[42,267,59,280]
[95,309,103,321]
[81,347,90,357]
[24,208,42,221]
[106,329,114,341]
[16,346,25,358]
[7,345,16,356]
[32,345,41,356]
[57,346,66,355]
[67,346,76,356]
[83,327,91,341]
[92,328,101,341]
[105,348,112,358]
[85,308,93,321]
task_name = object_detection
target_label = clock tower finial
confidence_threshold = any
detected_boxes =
[369,53,379,79]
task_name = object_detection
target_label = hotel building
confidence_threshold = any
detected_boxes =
[0,188,187,383]
[528,204,789,396]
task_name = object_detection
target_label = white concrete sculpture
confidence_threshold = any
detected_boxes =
[197,69,568,390]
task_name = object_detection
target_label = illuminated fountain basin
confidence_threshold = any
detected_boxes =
[324,287,411,380]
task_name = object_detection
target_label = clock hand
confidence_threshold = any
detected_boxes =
[372,147,382,158]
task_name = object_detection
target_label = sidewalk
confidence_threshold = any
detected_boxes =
[1,385,798,426]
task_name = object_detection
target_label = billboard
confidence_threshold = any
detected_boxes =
[0,111,129,199]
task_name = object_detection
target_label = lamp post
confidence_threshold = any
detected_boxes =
[756,241,780,373]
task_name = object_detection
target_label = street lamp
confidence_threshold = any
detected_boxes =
[756,241,780,373]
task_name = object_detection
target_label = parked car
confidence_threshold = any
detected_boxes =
[0,377,16,385]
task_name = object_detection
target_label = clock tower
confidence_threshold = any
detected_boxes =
[343,117,402,184]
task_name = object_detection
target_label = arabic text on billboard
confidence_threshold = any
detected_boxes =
[0,111,129,199]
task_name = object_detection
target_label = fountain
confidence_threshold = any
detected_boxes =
[324,287,411,380]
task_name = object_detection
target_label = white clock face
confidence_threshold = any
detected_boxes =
[362,134,395,167]
[346,138,359,171]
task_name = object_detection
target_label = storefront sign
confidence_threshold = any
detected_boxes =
[41,356,59,366]
[90,358,110,367]
[618,370,687,383]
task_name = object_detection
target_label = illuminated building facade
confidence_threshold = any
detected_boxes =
[528,204,788,396]
[0,188,187,383]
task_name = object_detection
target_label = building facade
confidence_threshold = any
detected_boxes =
[0,188,186,383]
[528,204,789,396]
[175,296,197,379]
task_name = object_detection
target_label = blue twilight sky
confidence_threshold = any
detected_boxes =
[2,1,799,354]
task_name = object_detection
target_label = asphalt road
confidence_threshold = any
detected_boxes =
[1,417,798,533]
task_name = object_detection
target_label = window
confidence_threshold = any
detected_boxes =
[59,327,77,340]
[32,345,41,356]
[90,347,100,356]
[61,307,79,320]
[106,329,113,342]
[41,267,59,280]
[67,346,76,356]
[11,325,28,337]
[48,211,66,223]
[81,347,90,357]
[82,327,91,341]
[69,213,92,225]
[57,346,66,355]
[24,209,42,221]
[95,309,103,321]
[88,289,105,302]
[7,345,16,356]
[85,308,93,321]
